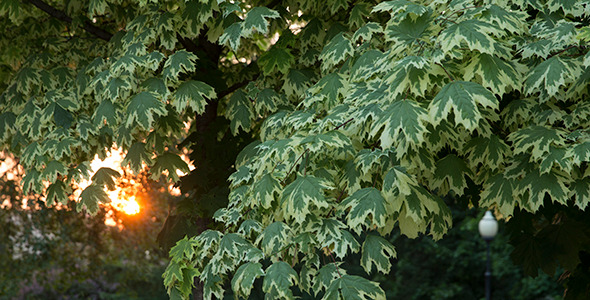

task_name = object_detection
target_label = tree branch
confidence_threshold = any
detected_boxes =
[28,0,113,41]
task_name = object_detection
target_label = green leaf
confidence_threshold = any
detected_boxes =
[163,261,184,287]
[125,92,167,130]
[262,261,298,299]
[570,176,590,210]
[77,184,109,214]
[320,33,354,72]
[432,155,472,195]
[281,175,332,225]
[46,180,68,206]
[226,90,254,134]
[316,218,361,258]
[463,53,522,95]
[463,135,511,171]
[340,187,388,235]
[169,236,199,262]
[258,47,295,75]
[525,56,579,101]
[0,112,16,142]
[231,262,265,299]
[163,50,198,82]
[509,126,566,160]
[385,56,431,97]
[438,19,504,56]
[122,142,154,173]
[428,81,498,131]
[219,22,243,51]
[150,152,190,182]
[324,275,385,300]
[242,7,280,37]
[172,80,216,115]
[517,169,570,211]
[313,263,345,294]
[360,234,397,274]
[255,221,291,256]
[91,167,121,191]
[250,173,281,209]
[371,100,428,150]
[42,160,67,183]
[22,169,43,194]
[93,100,118,127]
[480,173,517,216]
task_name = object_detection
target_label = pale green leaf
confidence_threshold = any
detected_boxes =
[428,81,498,131]
[255,221,291,256]
[323,275,385,300]
[281,175,332,225]
[231,262,265,299]
[340,187,388,235]
[262,261,298,299]
[242,7,280,37]
[150,152,190,182]
[360,234,396,274]
[91,167,121,191]
[125,92,167,130]
[172,80,216,115]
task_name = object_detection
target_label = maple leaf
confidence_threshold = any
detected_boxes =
[340,187,389,235]
[162,50,198,82]
[91,167,121,191]
[371,99,428,151]
[262,261,298,299]
[438,19,505,56]
[231,262,264,299]
[150,152,190,182]
[324,275,386,300]
[250,173,280,209]
[281,175,332,225]
[42,160,67,183]
[463,53,522,95]
[509,125,566,160]
[480,173,516,216]
[360,234,397,274]
[464,134,510,170]
[242,7,280,37]
[77,184,109,214]
[219,22,243,51]
[258,47,294,75]
[320,33,354,72]
[172,80,216,115]
[525,56,579,101]
[125,91,167,130]
[22,169,43,194]
[46,180,68,206]
[169,236,199,262]
[428,81,498,132]
[255,221,291,256]
[432,154,473,195]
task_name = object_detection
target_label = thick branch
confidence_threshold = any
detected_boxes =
[28,0,113,41]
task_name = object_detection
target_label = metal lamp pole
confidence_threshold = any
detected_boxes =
[479,211,498,300]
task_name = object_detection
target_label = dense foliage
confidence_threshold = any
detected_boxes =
[1,0,590,298]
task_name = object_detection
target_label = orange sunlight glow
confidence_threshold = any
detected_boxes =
[76,146,194,226]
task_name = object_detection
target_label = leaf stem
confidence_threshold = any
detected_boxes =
[334,118,354,130]
[436,62,455,81]
[281,149,310,185]
[327,250,342,278]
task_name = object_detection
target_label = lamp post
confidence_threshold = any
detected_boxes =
[479,211,498,300]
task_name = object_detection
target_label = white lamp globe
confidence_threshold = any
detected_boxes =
[479,211,498,240]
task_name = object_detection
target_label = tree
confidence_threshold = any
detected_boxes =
[1,0,590,298]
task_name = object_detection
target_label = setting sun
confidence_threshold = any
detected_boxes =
[112,195,140,215]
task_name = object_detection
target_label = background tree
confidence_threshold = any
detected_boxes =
[1,0,590,299]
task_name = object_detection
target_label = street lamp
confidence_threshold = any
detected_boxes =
[479,211,498,300]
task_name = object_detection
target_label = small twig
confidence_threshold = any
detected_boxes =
[281,149,310,185]
[548,45,578,59]
[28,0,113,41]
[436,62,455,81]
[327,250,342,278]
[334,118,354,130]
